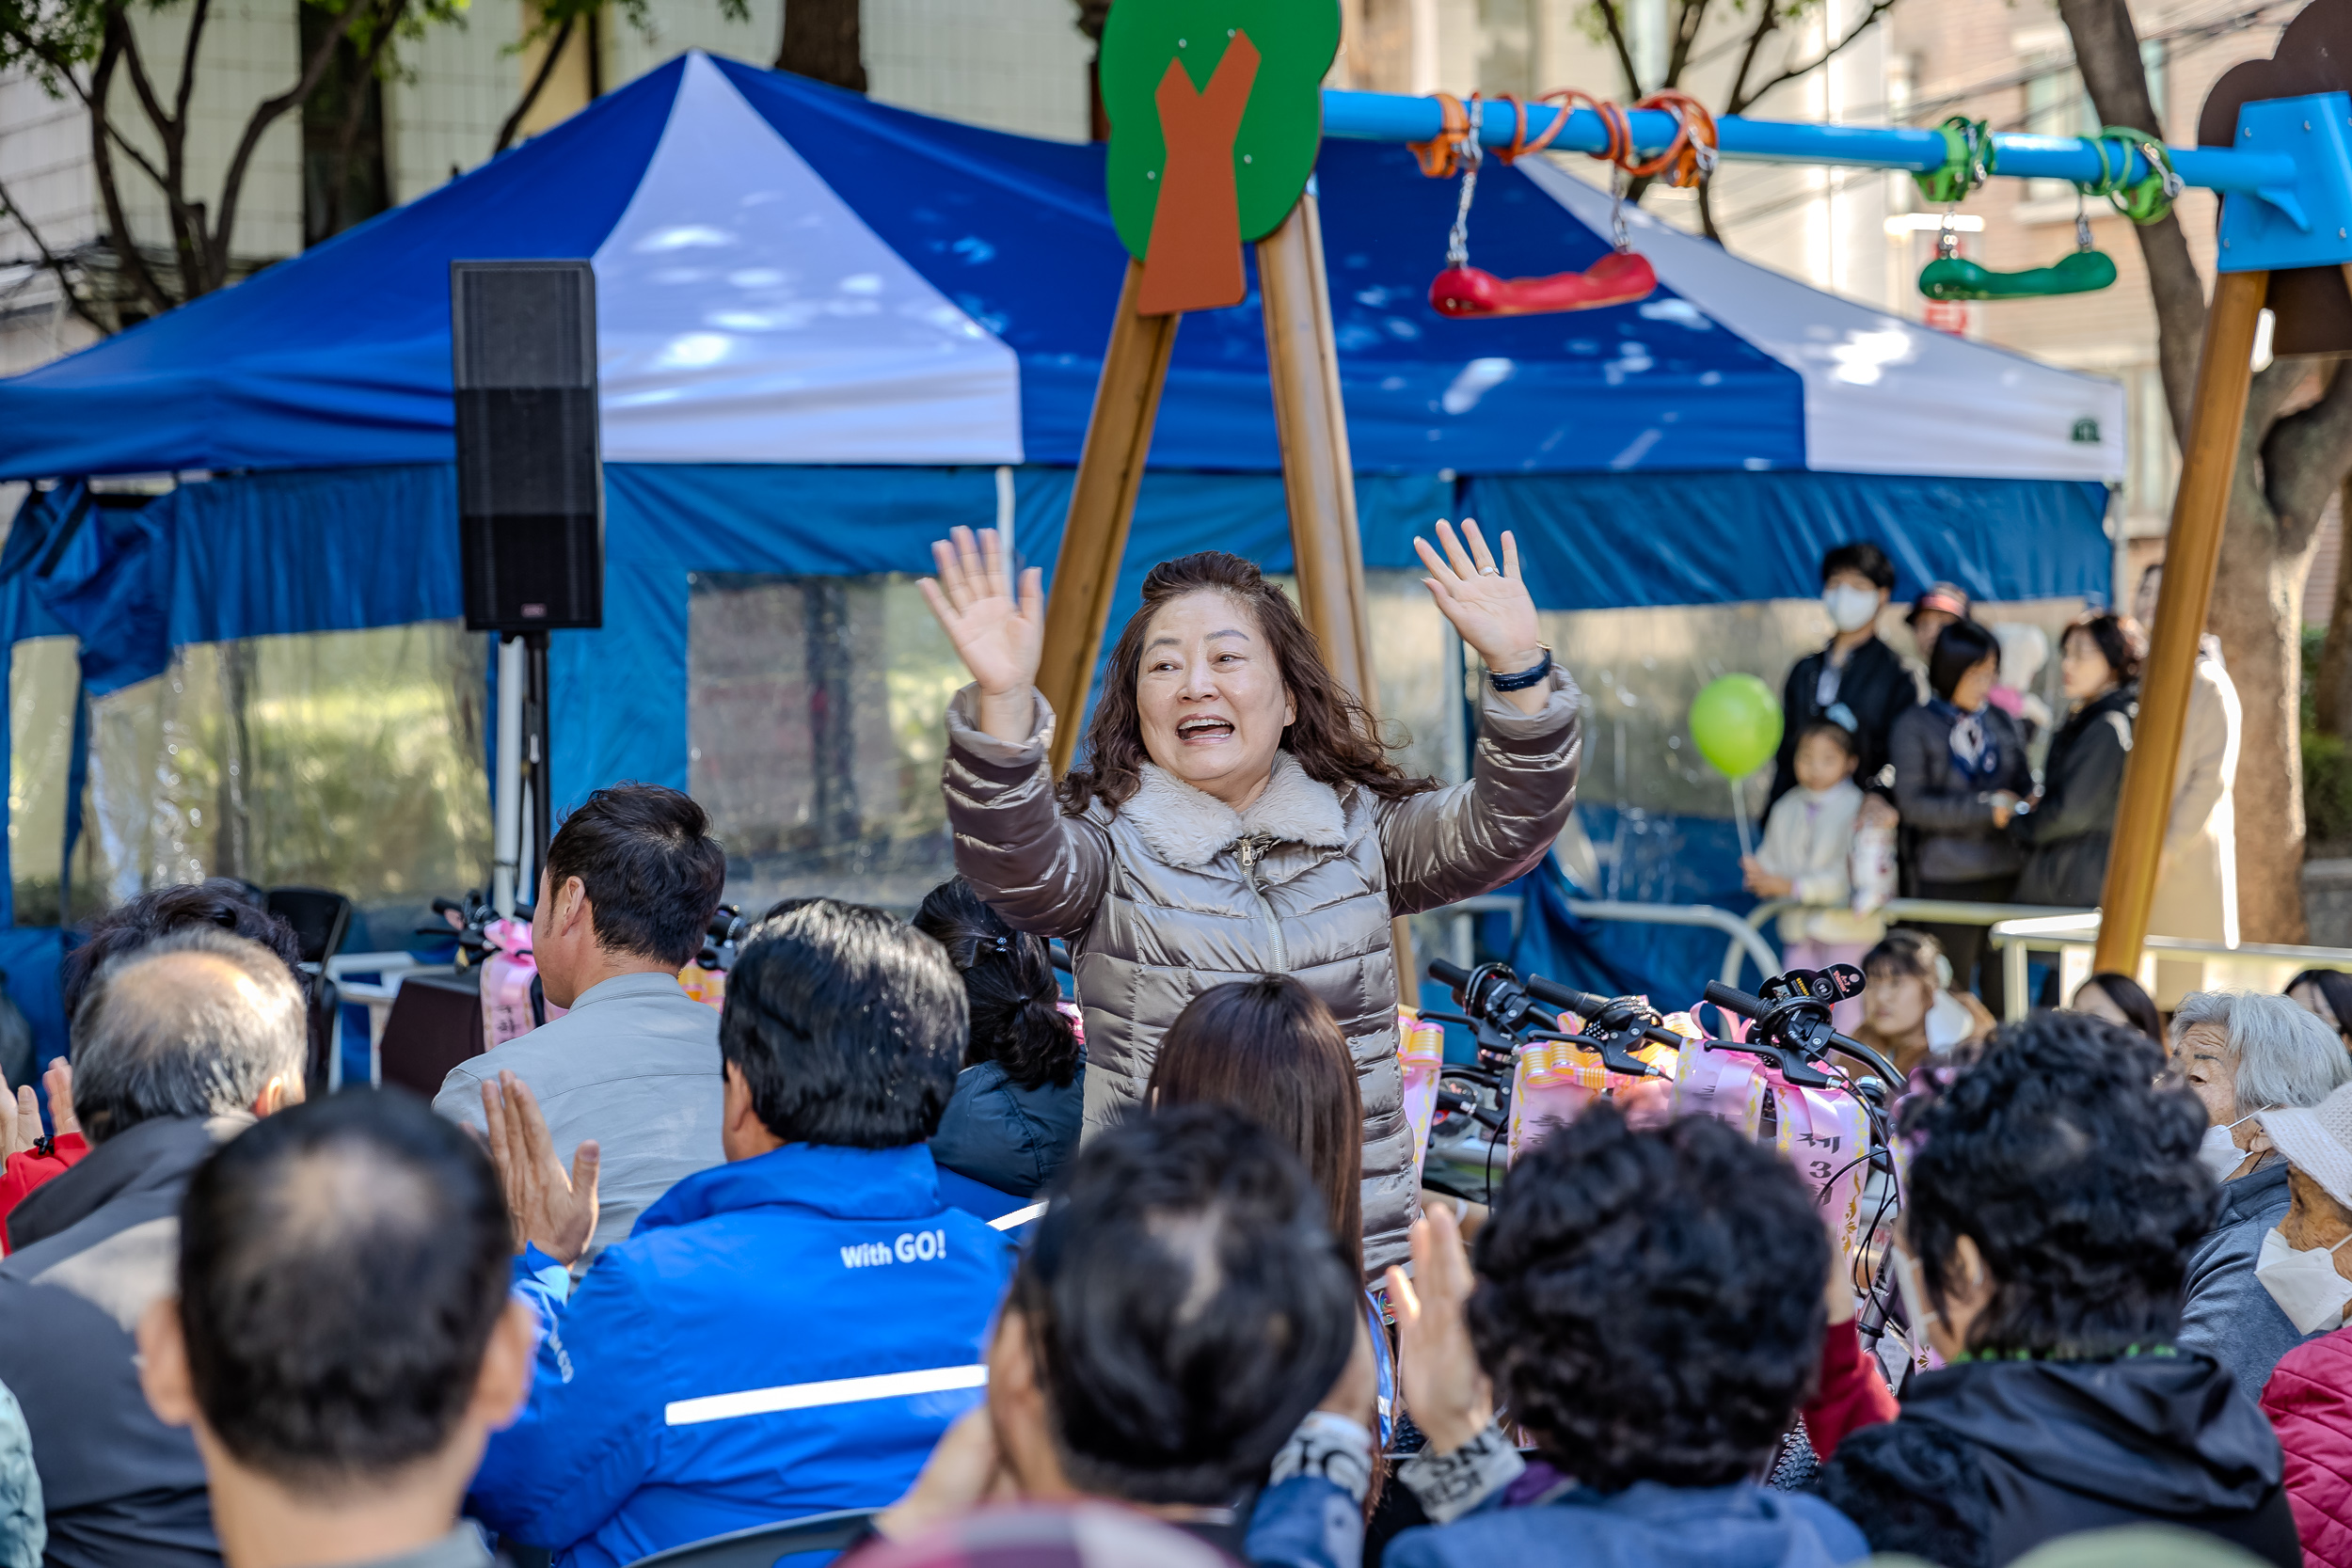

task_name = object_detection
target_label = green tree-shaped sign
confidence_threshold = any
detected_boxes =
[1100,0,1340,315]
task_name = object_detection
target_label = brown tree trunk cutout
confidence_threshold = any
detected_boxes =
[1137,30,1260,316]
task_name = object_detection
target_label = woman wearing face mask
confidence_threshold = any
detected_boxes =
[1806,1011,2301,1567]
[2252,1082,2352,1568]
[1888,618,2031,1013]
[2169,990,2352,1400]
[1769,543,1916,809]
[2013,612,2145,909]
[923,524,1581,1275]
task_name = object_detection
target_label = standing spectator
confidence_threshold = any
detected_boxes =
[1906,582,1973,670]
[2169,991,2352,1398]
[2136,564,2243,989]
[1889,619,2031,1011]
[1745,721,1884,1031]
[1811,1011,2300,1565]
[2284,970,2352,1054]
[913,878,1084,1208]
[436,784,727,1259]
[1372,1107,1864,1567]
[1770,543,1915,804]
[466,898,1015,1568]
[870,1105,1368,1568]
[134,1091,532,1568]
[0,1060,79,1248]
[0,1380,38,1568]
[0,928,308,1568]
[1849,931,1994,1079]
[2249,1081,2352,1568]
[2070,972,2164,1043]
[2014,612,2146,908]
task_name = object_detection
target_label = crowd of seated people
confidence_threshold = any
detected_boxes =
[18,787,2352,1567]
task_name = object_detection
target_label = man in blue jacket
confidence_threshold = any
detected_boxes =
[467,898,1015,1568]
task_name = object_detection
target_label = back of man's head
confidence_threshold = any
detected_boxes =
[63,879,305,1023]
[72,927,307,1143]
[544,783,726,968]
[1468,1105,1827,1491]
[720,898,966,1148]
[1009,1104,1357,1508]
[174,1090,513,1491]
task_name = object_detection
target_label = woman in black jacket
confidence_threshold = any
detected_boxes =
[2013,611,2145,908]
[1889,619,2031,1010]
[1816,1012,2300,1568]
[914,877,1084,1203]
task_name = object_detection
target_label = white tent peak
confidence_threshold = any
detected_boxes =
[592,51,1023,465]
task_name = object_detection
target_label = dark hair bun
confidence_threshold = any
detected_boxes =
[914,878,1081,1091]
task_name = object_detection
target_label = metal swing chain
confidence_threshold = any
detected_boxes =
[1445,98,1486,270]
[2074,185,2093,253]
[1610,163,1630,252]
[1935,208,1959,261]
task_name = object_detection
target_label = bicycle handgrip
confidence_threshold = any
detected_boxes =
[1702,980,1763,1017]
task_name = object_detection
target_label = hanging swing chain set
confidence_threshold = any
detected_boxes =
[1411,87,1721,263]
[1913,113,2183,254]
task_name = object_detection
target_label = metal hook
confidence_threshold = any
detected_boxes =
[1936,209,1959,261]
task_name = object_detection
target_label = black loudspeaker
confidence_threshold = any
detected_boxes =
[451,260,604,632]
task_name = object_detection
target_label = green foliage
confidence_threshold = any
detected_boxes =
[2306,729,2352,849]
[1099,0,1339,261]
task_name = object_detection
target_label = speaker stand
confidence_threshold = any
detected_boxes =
[526,631,552,886]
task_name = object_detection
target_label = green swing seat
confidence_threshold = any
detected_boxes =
[1917,248,2119,302]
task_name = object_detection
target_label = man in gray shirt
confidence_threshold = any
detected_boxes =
[436,784,726,1258]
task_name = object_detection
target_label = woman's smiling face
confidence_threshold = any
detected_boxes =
[1135,590,1296,810]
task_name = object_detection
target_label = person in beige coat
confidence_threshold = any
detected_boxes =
[920,522,1581,1273]
[2137,568,2242,964]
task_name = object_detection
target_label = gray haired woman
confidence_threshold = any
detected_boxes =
[2172,990,2352,1396]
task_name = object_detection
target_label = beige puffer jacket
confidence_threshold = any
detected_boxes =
[941,670,1582,1272]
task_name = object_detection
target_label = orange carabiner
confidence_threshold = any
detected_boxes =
[1635,89,1719,186]
[1409,92,1472,178]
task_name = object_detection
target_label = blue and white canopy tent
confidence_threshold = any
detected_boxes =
[0,51,2122,1060]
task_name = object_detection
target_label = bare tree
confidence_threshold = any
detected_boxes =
[492,0,749,156]
[2058,0,2352,941]
[0,0,464,324]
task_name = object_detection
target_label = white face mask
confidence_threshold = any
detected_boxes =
[1823,585,1881,634]
[2256,1225,2352,1335]
[2198,1107,2272,1183]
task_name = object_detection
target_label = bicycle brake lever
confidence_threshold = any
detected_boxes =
[1529,1029,1661,1081]
[1703,1036,1835,1089]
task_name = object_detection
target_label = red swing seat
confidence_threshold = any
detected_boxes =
[1429,251,1659,316]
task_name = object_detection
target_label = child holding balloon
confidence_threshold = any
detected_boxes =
[1742,721,1885,1032]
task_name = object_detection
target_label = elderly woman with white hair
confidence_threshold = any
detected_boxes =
[2173,990,2352,1397]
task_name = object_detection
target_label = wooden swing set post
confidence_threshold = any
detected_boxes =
[1257,187,1419,1006]
[2090,268,2270,976]
[1038,259,1182,779]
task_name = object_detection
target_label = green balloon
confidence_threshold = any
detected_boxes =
[1689,674,1784,779]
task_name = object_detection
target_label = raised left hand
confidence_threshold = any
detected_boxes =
[1413,518,1543,676]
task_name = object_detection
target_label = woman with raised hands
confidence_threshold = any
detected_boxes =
[920,521,1581,1274]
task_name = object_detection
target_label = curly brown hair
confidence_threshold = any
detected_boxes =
[1057,552,1439,816]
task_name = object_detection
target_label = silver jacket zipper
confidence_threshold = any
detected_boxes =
[1234,833,1289,973]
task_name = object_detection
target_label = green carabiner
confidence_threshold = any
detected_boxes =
[1913,117,1994,206]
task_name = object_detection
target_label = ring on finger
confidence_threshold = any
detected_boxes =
[1478,565,1501,577]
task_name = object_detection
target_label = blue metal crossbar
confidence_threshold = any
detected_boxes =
[1320,89,2295,191]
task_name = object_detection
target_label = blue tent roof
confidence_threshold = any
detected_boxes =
[0,53,2120,484]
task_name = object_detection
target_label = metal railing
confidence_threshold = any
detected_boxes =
[1986,914,2352,1021]
[1432,894,1781,990]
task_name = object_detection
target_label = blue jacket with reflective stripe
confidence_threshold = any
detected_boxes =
[467,1142,1016,1568]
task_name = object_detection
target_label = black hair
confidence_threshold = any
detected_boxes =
[543,784,727,968]
[1820,541,1896,593]
[2062,611,2148,689]
[1905,1011,2209,1357]
[721,897,966,1148]
[1796,720,1860,762]
[1927,619,2000,703]
[1862,928,1946,987]
[1468,1105,1827,1490]
[63,879,304,1025]
[1009,1104,1357,1507]
[2077,971,2164,1043]
[912,879,1079,1092]
[176,1089,512,1489]
[2287,970,2352,1046]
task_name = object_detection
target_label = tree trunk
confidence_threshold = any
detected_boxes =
[2317,472,2352,738]
[776,0,866,91]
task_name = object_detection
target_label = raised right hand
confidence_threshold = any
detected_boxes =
[1386,1205,1492,1456]
[918,527,1044,699]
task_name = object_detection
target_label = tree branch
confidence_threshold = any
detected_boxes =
[1735,0,1899,112]
[2055,0,2203,446]
[173,0,214,125]
[1589,0,1645,98]
[86,33,173,313]
[105,16,207,290]
[1662,0,1711,87]
[1724,0,1783,118]
[2266,363,2352,554]
[210,0,380,289]
[0,169,110,333]
[494,12,575,154]
[324,0,405,237]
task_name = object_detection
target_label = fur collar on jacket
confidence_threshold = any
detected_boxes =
[1120,752,1349,870]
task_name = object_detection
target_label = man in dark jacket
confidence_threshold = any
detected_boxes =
[0,928,309,1568]
[1772,542,1916,804]
[1815,1011,2301,1568]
